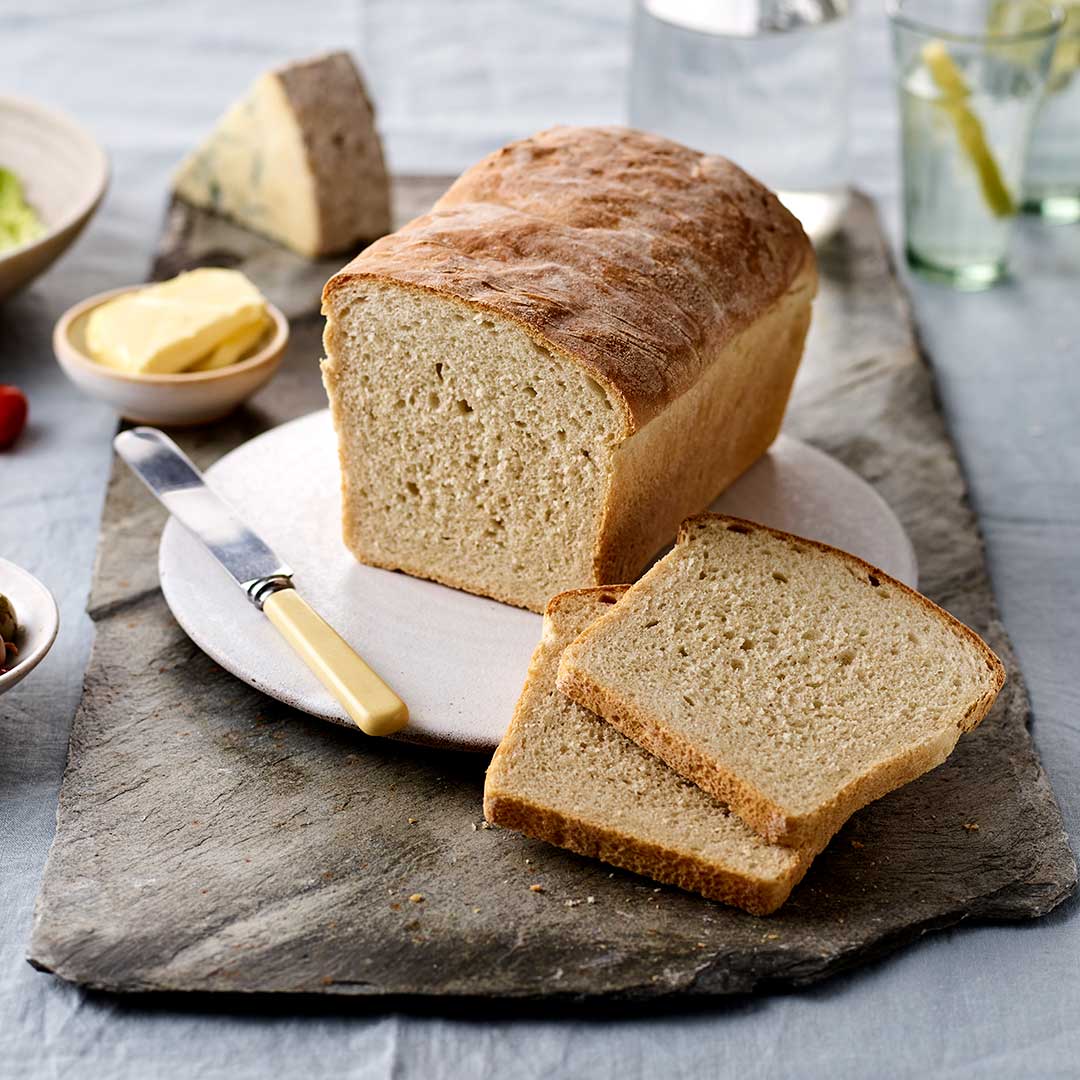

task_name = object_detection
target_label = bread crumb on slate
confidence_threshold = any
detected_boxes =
[407,817,419,825]
[963,821,980,831]
[409,893,424,904]
[529,883,544,893]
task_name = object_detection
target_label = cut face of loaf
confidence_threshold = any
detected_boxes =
[484,587,815,914]
[556,515,1006,851]
[324,283,623,611]
[322,126,816,612]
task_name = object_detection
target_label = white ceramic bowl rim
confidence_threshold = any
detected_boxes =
[0,95,109,260]
[0,558,60,694]
[55,286,290,384]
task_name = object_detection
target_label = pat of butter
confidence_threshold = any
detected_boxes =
[188,313,271,371]
[86,268,268,375]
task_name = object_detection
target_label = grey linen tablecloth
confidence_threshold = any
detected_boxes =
[2,2,1078,1076]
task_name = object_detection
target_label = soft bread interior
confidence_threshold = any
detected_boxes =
[484,587,812,914]
[322,281,623,612]
[557,516,1005,846]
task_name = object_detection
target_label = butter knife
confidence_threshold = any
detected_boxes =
[114,426,408,737]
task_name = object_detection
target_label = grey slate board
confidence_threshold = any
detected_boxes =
[27,185,1076,1001]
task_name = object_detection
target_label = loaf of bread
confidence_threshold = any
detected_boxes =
[557,515,1006,851]
[322,126,816,612]
[484,587,815,914]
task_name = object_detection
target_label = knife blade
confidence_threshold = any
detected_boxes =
[114,426,408,737]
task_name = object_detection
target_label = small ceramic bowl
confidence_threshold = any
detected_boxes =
[53,285,289,426]
[0,96,109,302]
[0,558,59,696]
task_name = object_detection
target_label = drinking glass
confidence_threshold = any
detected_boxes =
[888,0,1061,290]
[629,0,852,242]
[1024,0,1080,221]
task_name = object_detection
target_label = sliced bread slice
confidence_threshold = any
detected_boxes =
[483,587,815,915]
[556,515,1005,851]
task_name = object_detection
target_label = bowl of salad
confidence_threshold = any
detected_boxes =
[0,97,108,302]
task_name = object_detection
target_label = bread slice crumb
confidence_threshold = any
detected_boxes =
[484,587,816,915]
[557,514,1006,850]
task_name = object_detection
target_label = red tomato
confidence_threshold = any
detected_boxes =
[0,385,28,449]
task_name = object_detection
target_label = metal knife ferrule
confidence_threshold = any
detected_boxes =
[245,574,295,610]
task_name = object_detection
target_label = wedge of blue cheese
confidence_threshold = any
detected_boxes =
[173,51,391,257]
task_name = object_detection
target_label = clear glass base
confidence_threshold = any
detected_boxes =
[1022,193,1080,224]
[905,246,1006,291]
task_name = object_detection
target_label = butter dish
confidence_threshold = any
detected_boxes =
[53,283,288,426]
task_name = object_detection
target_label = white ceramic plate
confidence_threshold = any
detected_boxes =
[0,559,60,695]
[0,96,108,301]
[159,410,917,751]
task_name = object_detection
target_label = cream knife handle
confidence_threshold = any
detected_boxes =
[262,588,408,737]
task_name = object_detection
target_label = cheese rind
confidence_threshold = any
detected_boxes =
[86,269,268,375]
[173,51,391,257]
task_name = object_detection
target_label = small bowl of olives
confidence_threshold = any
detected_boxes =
[0,558,59,695]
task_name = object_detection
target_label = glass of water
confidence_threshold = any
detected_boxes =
[1024,0,1080,221]
[629,0,852,242]
[889,0,1061,290]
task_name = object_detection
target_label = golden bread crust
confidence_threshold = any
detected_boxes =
[324,125,815,433]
